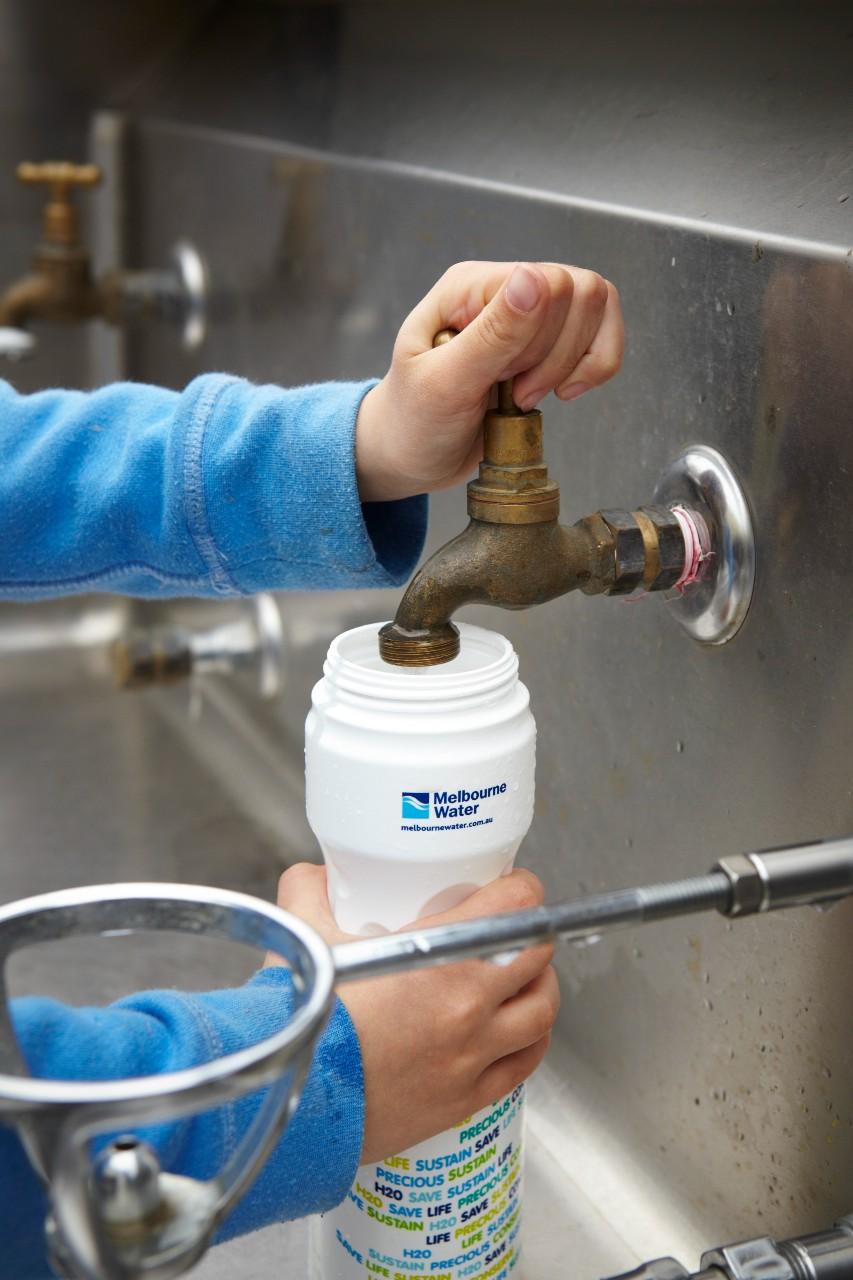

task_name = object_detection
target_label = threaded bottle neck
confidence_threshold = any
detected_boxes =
[322,622,520,713]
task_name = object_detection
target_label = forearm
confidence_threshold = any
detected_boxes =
[0,375,426,600]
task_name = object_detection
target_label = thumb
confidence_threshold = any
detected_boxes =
[438,263,549,396]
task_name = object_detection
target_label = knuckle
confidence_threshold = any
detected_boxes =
[452,987,481,1032]
[441,259,483,294]
[586,346,622,383]
[502,868,545,912]
[545,263,575,303]
[536,1030,553,1062]
[532,988,558,1039]
[507,1039,549,1093]
[442,260,470,284]
[531,996,556,1041]
[576,270,609,311]
[277,863,305,894]
[277,861,321,902]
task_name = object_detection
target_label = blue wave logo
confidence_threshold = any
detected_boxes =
[402,791,430,820]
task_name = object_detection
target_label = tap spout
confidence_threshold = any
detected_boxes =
[380,515,616,665]
[378,330,694,667]
[0,273,52,328]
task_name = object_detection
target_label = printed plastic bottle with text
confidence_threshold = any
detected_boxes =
[305,622,536,1280]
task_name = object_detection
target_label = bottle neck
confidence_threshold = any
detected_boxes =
[322,623,521,715]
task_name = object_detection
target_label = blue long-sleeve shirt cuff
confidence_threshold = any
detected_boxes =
[1,968,364,1277]
[0,375,427,599]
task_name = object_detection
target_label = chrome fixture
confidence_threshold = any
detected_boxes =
[605,1214,853,1279]
[0,162,208,357]
[0,326,36,360]
[654,445,755,645]
[112,594,285,698]
[0,837,850,1279]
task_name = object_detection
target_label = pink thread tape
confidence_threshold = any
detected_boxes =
[671,505,708,592]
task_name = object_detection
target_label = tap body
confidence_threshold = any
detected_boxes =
[379,353,690,666]
[383,515,617,665]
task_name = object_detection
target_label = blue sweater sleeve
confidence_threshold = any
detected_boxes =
[1,967,364,1277]
[0,375,427,599]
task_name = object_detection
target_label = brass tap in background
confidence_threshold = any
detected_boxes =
[379,328,690,666]
[0,161,207,348]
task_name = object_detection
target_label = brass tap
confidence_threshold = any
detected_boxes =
[0,161,207,346]
[379,329,688,666]
[0,162,102,328]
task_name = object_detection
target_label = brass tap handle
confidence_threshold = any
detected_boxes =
[433,326,520,412]
[433,326,559,524]
[16,162,101,248]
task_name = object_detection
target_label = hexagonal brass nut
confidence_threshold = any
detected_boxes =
[599,509,646,594]
[637,505,687,590]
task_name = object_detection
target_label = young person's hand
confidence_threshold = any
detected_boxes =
[271,863,559,1162]
[356,259,623,501]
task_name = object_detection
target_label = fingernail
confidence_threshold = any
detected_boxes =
[518,390,542,412]
[560,381,590,402]
[505,264,542,314]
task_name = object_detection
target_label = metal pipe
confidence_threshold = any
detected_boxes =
[334,839,853,982]
[334,874,730,982]
[604,1213,853,1280]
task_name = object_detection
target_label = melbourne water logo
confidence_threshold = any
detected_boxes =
[401,791,431,820]
[401,784,507,823]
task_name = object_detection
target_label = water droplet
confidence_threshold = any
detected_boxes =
[676,740,685,753]
[632,946,643,959]
[570,933,602,950]
[625,836,634,849]
[703,998,714,1011]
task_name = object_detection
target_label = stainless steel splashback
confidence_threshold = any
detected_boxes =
[120,100,853,1251]
[0,2,850,1271]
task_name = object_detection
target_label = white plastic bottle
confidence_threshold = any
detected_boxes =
[305,621,535,1280]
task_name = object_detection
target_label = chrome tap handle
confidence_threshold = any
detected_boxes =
[0,326,36,360]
